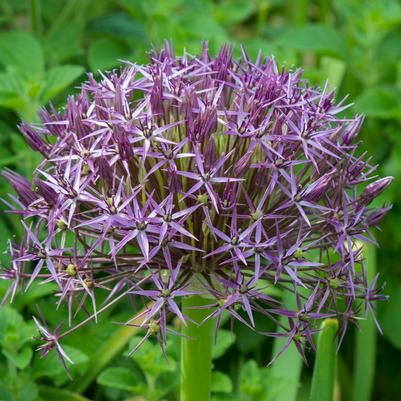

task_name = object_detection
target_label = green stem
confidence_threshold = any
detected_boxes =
[352,244,377,401]
[256,1,269,35]
[48,0,86,36]
[68,323,140,393]
[7,357,18,401]
[310,318,339,401]
[293,0,310,25]
[68,301,153,393]
[318,0,331,24]
[180,295,214,401]
[29,0,42,35]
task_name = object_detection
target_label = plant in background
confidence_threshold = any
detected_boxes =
[1,43,392,401]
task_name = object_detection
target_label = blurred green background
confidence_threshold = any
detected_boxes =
[0,0,400,400]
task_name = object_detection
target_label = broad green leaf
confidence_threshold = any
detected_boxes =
[211,371,232,393]
[40,65,84,102]
[236,310,274,352]
[0,31,44,78]
[0,306,36,349]
[240,359,263,399]
[156,370,181,398]
[128,0,183,17]
[38,386,90,401]
[320,57,347,91]
[0,69,26,110]
[0,372,38,401]
[212,329,236,359]
[309,319,339,401]
[377,33,401,65]
[127,336,176,377]
[11,282,57,310]
[0,67,42,120]
[87,13,147,42]
[334,0,401,42]
[33,345,89,383]
[3,345,32,369]
[44,21,84,65]
[374,0,401,29]
[18,375,38,401]
[381,281,401,349]
[118,0,144,17]
[97,367,144,392]
[276,24,347,58]
[213,0,256,26]
[88,39,127,71]
[380,148,401,204]
[355,87,401,119]
[68,318,142,393]
[181,15,228,42]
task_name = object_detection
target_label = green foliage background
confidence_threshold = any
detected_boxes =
[0,0,400,400]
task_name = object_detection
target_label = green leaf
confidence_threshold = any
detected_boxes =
[33,345,89,383]
[127,336,176,377]
[276,24,347,58]
[0,31,44,78]
[38,386,91,401]
[355,87,401,119]
[123,0,183,17]
[212,329,236,359]
[309,319,339,401]
[0,372,38,401]
[0,69,26,110]
[43,21,84,65]
[0,306,36,350]
[381,280,401,349]
[377,33,401,65]
[117,0,144,17]
[87,13,147,42]
[40,65,84,102]
[211,371,232,393]
[88,39,128,71]
[68,319,141,393]
[180,15,228,42]
[97,367,144,392]
[12,282,57,310]
[319,57,347,91]
[0,66,42,120]
[239,360,264,397]
[155,370,181,398]
[236,311,274,352]
[213,0,256,26]
[3,346,32,369]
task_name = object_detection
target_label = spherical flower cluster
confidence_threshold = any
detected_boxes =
[1,43,392,362]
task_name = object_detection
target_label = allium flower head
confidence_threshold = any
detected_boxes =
[2,42,392,362]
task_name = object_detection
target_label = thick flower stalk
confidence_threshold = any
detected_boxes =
[1,43,391,375]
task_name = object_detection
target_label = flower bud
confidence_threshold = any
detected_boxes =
[3,169,36,206]
[19,122,48,155]
[360,177,393,205]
